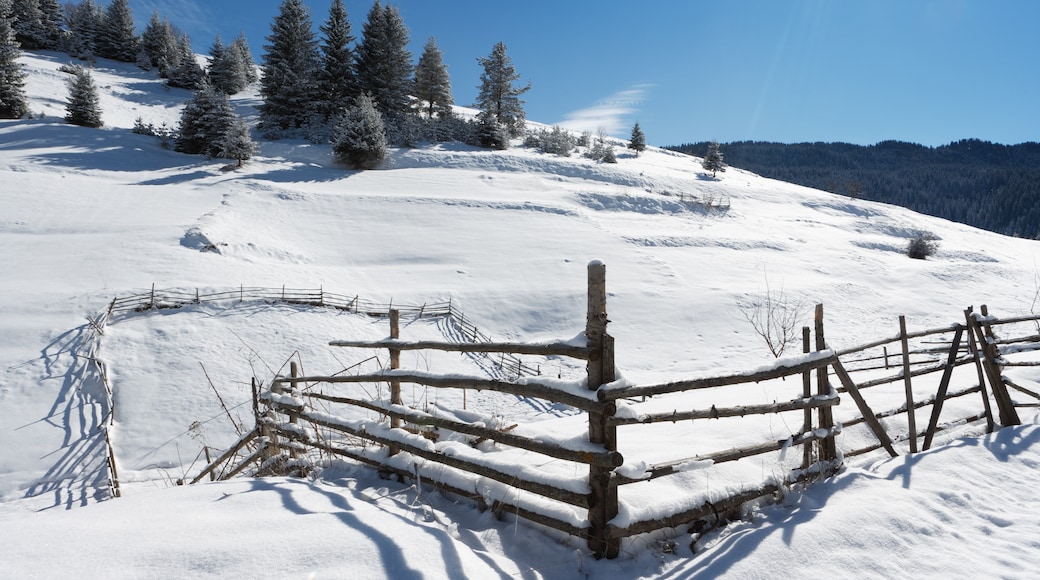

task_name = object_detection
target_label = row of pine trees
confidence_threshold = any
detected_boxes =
[2,0,652,169]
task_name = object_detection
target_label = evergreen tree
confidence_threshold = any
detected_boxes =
[702,140,726,177]
[219,115,258,166]
[166,34,205,89]
[413,37,452,119]
[317,0,356,118]
[475,41,530,138]
[96,0,138,62]
[65,66,102,128]
[11,0,47,49]
[0,15,29,119]
[175,80,235,157]
[141,11,179,75]
[628,121,646,156]
[230,33,257,84]
[64,0,103,61]
[208,34,248,94]
[259,0,320,134]
[330,92,386,169]
[355,1,412,118]
[37,0,61,48]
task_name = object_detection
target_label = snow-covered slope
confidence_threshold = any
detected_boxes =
[1,51,1038,578]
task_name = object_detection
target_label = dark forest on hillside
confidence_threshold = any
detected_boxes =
[670,140,1040,239]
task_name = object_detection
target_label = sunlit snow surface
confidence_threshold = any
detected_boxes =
[1,51,1038,578]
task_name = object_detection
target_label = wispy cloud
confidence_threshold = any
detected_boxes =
[558,84,653,137]
[134,0,217,39]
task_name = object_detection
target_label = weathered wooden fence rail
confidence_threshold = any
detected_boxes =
[183,265,1040,559]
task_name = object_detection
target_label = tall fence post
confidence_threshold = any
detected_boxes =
[288,362,300,460]
[389,309,402,456]
[968,305,1020,426]
[964,308,996,432]
[814,304,837,461]
[585,261,619,559]
[899,316,919,452]
[801,326,814,470]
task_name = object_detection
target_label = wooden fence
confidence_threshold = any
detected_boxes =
[178,265,1040,559]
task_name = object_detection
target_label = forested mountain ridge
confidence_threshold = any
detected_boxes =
[670,139,1040,239]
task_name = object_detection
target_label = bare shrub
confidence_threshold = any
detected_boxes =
[907,231,939,259]
[739,279,808,358]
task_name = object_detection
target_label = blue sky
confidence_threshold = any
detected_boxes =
[128,0,1039,147]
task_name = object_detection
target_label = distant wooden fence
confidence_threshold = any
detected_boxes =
[191,263,1039,559]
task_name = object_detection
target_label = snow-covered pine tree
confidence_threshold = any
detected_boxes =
[702,140,726,177]
[166,34,205,89]
[219,115,258,167]
[330,92,387,169]
[475,41,530,138]
[317,0,356,119]
[96,0,139,62]
[259,0,320,134]
[11,0,46,49]
[64,66,102,128]
[64,0,103,61]
[413,37,452,119]
[628,121,646,156]
[355,1,413,119]
[208,35,248,94]
[141,11,179,76]
[37,0,61,48]
[0,15,29,119]
[230,33,257,84]
[175,80,235,157]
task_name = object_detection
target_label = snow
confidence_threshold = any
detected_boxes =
[2,51,1039,577]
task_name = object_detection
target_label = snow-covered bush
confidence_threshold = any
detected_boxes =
[524,126,575,157]
[330,93,387,169]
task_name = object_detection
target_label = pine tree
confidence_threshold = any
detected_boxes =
[175,80,235,157]
[702,140,726,177]
[0,15,29,119]
[11,0,47,49]
[141,11,179,75]
[413,37,452,119]
[166,34,205,89]
[355,1,412,118]
[65,66,102,128]
[330,92,386,169]
[64,0,103,61]
[628,121,646,156]
[230,33,257,84]
[259,0,320,134]
[96,0,138,62]
[219,115,258,166]
[208,35,248,94]
[317,0,356,118]
[475,41,530,138]
[37,0,61,48]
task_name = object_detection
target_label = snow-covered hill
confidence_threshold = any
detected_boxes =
[1,51,1038,578]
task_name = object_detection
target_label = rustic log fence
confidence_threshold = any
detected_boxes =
[112,270,1039,558]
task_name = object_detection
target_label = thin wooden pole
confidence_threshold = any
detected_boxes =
[801,326,813,470]
[389,309,401,456]
[815,304,837,461]
[922,326,965,450]
[585,261,619,559]
[968,306,1020,426]
[963,307,994,432]
[899,316,918,453]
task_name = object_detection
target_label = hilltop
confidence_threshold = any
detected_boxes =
[1,52,1038,578]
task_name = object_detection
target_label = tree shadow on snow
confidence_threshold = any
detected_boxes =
[19,323,113,510]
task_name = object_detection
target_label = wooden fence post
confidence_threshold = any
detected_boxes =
[585,261,619,559]
[389,309,402,456]
[922,326,965,450]
[814,305,837,461]
[801,326,814,470]
[288,362,300,460]
[964,308,996,433]
[899,316,919,452]
[967,306,1020,426]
